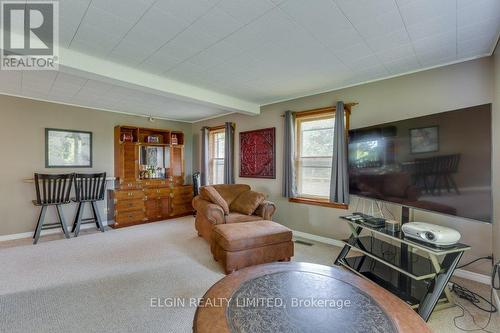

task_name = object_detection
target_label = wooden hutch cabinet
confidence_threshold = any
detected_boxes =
[108,126,193,228]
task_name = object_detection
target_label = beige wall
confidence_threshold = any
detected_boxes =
[0,95,192,237]
[192,57,494,274]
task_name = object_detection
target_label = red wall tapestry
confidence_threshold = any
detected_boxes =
[239,127,276,179]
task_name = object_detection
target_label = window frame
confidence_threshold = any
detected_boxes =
[295,113,335,200]
[289,106,351,209]
[208,127,225,185]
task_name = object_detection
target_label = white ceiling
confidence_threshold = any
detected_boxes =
[0,65,231,122]
[0,0,499,122]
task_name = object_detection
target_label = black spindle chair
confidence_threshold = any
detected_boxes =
[71,173,107,237]
[192,172,201,197]
[431,154,461,195]
[32,173,74,244]
[192,172,201,217]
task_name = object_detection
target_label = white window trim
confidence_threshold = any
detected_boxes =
[208,128,225,185]
[295,113,335,199]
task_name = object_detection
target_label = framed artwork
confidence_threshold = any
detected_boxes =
[410,126,439,154]
[239,127,276,179]
[45,128,92,168]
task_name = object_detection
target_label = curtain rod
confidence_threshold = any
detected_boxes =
[280,103,358,117]
[201,123,235,131]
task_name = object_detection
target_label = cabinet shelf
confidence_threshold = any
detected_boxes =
[110,125,192,229]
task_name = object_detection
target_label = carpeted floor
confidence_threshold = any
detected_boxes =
[0,217,498,332]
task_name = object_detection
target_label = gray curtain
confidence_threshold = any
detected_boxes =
[224,122,235,184]
[282,111,296,197]
[200,127,209,186]
[330,101,349,204]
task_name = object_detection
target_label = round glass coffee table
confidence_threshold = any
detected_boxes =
[193,262,431,333]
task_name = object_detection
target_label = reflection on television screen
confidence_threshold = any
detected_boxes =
[348,104,492,223]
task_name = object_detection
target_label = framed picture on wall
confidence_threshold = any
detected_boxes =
[45,128,92,168]
[239,127,276,179]
[409,126,439,154]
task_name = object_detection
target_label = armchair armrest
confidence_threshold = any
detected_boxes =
[192,196,225,225]
[254,200,276,220]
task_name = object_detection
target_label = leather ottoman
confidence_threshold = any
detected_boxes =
[211,220,294,274]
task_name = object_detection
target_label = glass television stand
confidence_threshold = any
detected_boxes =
[334,215,470,321]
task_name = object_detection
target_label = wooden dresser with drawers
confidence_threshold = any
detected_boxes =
[107,126,193,228]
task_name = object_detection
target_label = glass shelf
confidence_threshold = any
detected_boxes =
[339,256,447,307]
[342,236,437,280]
[341,217,471,255]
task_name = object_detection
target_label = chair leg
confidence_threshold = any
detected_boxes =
[56,205,70,239]
[73,202,84,237]
[91,201,105,232]
[33,206,47,245]
[448,175,460,195]
[423,176,429,194]
[72,202,82,233]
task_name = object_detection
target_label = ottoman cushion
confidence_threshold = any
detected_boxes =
[213,220,292,252]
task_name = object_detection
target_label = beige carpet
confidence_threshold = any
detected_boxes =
[0,217,498,332]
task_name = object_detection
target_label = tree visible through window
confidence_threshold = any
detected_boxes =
[296,115,335,198]
[208,129,225,185]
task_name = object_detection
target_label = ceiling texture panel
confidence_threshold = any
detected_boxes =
[0,0,498,121]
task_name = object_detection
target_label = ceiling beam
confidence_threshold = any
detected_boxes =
[1,27,260,115]
[57,47,260,115]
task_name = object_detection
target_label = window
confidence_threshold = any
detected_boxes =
[208,128,225,185]
[295,114,335,198]
[349,139,385,169]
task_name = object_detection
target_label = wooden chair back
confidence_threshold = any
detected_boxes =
[34,173,74,205]
[436,154,460,174]
[74,173,107,202]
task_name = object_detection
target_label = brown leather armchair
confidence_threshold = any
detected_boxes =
[192,184,276,243]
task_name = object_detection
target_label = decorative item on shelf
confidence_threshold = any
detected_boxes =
[121,132,133,142]
[239,127,276,179]
[147,135,160,143]
[385,219,400,233]
[171,134,178,145]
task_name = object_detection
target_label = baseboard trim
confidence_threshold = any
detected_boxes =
[292,230,492,285]
[0,220,109,242]
[453,269,491,285]
[493,290,500,310]
[292,230,344,247]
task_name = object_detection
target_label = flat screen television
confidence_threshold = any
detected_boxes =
[348,104,492,223]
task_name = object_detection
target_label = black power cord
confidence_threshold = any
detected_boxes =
[458,256,493,269]
[451,283,497,313]
[450,257,500,333]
